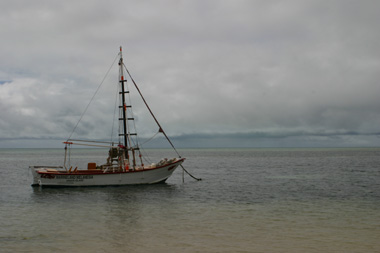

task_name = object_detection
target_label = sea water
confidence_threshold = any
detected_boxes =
[0,148,379,252]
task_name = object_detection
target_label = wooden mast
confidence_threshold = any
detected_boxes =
[119,47,128,155]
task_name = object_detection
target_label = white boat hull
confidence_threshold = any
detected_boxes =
[30,158,184,187]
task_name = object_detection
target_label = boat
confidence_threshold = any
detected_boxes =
[30,47,185,187]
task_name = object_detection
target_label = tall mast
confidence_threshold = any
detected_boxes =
[119,47,128,150]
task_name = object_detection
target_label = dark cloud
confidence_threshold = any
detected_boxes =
[1,0,380,148]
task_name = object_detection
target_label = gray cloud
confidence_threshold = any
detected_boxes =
[1,0,380,148]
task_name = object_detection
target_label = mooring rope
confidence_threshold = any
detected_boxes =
[181,164,202,181]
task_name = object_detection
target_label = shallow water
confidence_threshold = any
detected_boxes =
[0,148,379,252]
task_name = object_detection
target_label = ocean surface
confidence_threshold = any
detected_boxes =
[0,147,379,252]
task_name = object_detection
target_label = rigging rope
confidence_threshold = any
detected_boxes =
[110,78,120,144]
[140,131,160,146]
[122,62,201,182]
[125,78,140,149]
[67,53,119,141]
[123,64,182,158]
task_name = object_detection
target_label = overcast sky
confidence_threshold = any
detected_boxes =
[1,0,380,148]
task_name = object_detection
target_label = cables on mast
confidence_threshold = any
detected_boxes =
[122,63,182,158]
[67,53,119,141]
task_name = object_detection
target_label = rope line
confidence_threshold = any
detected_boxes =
[110,74,120,144]
[67,53,119,141]
[123,64,182,158]
[181,164,202,181]
[140,131,160,146]
[122,62,201,182]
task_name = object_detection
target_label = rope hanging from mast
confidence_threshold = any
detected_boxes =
[122,61,201,182]
[66,53,119,141]
[122,63,182,158]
